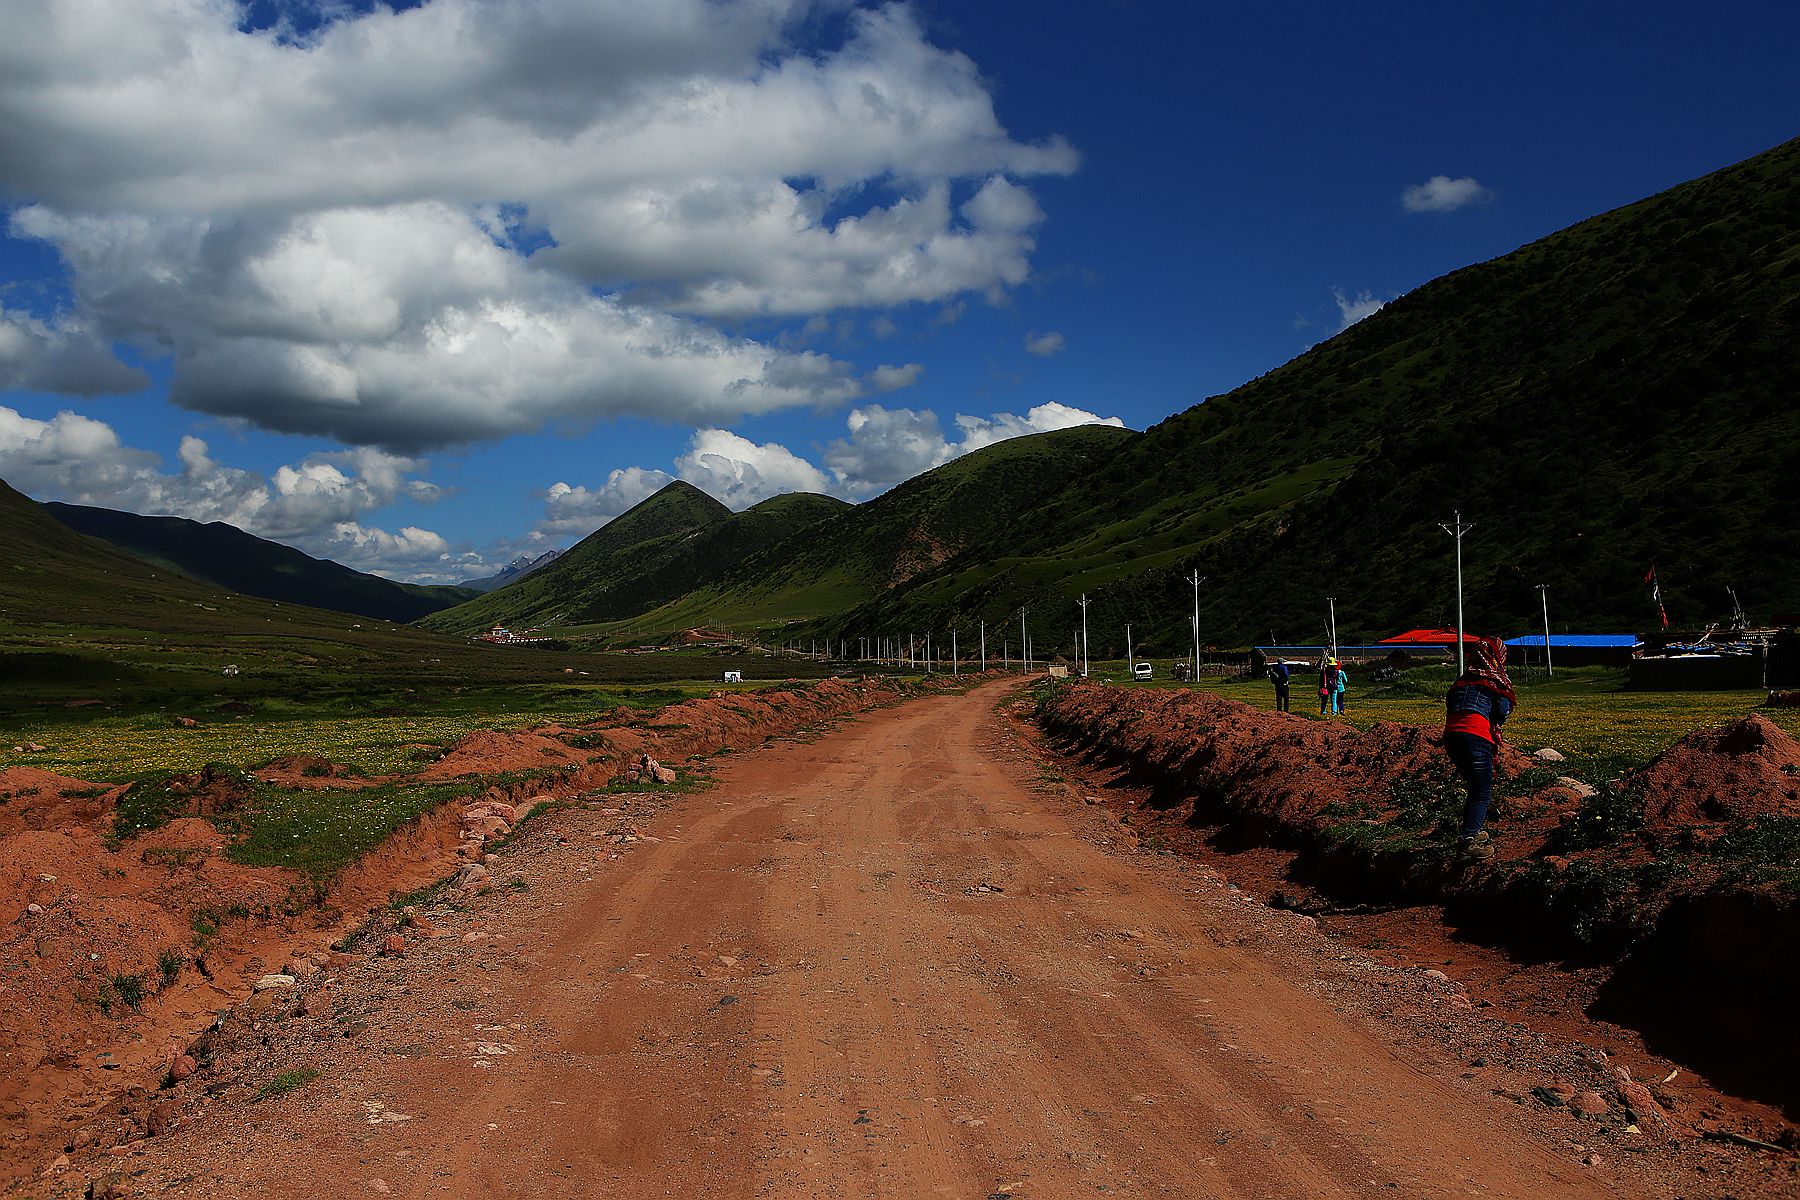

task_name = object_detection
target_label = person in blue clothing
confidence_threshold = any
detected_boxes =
[1443,636,1516,861]
[1265,657,1291,711]
[1332,662,1349,714]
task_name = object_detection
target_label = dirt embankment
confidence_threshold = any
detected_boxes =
[1036,684,1800,1117]
[0,674,968,1187]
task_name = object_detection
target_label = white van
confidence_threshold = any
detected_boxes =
[1132,662,1153,681]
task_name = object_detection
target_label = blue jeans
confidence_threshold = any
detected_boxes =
[1444,731,1494,839]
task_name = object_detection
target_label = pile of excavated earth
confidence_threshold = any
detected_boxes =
[0,675,960,1186]
[1037,683,1800,1121]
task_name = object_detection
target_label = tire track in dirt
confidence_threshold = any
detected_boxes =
[33,681,1620,1198]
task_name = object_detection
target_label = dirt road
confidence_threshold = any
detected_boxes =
[49,681,1613,1198]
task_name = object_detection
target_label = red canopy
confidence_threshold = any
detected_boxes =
[1377,627,1483,645]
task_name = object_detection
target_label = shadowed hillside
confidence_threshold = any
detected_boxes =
[421,483,852,634]
[0,478,575,712]
[815,136,1800,654]
[46,503,478,622]
[621,423,1137,633]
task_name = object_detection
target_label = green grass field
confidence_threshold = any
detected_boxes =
[0,663,868,784]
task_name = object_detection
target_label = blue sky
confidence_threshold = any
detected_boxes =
[2,0,1795,581]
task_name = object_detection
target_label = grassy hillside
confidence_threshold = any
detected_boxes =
[0,478,586,715]
[421,483,852,634]
[811,136,1800,656]
[621,423,1137,634]
[46,502,478,622]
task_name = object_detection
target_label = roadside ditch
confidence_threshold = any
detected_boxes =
[1032,680,1800,1147]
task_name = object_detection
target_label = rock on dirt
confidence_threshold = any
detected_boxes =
[1569,1091,1609,1117]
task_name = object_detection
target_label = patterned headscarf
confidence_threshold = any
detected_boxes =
[1457,635,1516,703]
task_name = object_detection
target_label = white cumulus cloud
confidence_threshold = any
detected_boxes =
[0,306,146,395]
[675,428,830,510]
[1332,287,1389,330]
[866,363,925,393]
[1401,175,1493,213]
[541,396,1126,530]
[954,400,1123,455]
[540,468,676,538]
[1023,330,1065,357]
[0,0,1076,450]
[824,400,1123,495]
[823,405,957,496]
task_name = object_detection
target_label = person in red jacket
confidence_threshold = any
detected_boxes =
[1443,636,1515,861]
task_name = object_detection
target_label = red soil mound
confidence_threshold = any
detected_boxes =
[255,755,370,788]
[151,763,256,819]
[1633,714,1800,827]
[0,767,124,837]
[0,817,300,1163]
[1039,684,1542,841]
[420,729,587,778]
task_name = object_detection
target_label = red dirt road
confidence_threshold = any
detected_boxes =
[48,682,1615,1198]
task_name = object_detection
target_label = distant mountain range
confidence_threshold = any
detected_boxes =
[419,485,854,634]
[457,549,564,593]
[0,478,560,711]
[423,135,1799,653]
[45,503,479,623]
[10,136,1798,657]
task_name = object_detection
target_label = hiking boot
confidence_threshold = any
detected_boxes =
[1459,836,1495,861]
[1469,830,1491,845]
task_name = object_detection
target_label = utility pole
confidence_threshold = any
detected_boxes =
[1125,623,1133,677]
[1327,596,1338,660]
[980,621,986,672]
[1439,510,1475,676]
[1078,594,1091,678]
[1186,571,1205,683]
[952,629,958,676]
[1537,583,1553,677]
[1018,607,1030,673]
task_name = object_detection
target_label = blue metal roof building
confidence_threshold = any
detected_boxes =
[1505,633,1640,667]
[1504,634,1640,649]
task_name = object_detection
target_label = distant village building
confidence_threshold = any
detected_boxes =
[479,624,551,645]
[1504,633,1640,669]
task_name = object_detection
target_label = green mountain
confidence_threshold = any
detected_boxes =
[420,482,851,634]
[0,478,568,712]
[45,502,479,622]
[801,135,1800,655]
[626,422,1136,633]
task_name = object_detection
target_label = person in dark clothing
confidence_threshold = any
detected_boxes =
[1318,657,1340,715]
[1443,636,1516,861]
[1266,658,1291,711]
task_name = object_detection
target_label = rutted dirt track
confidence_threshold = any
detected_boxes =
[30,682,1657,1197]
